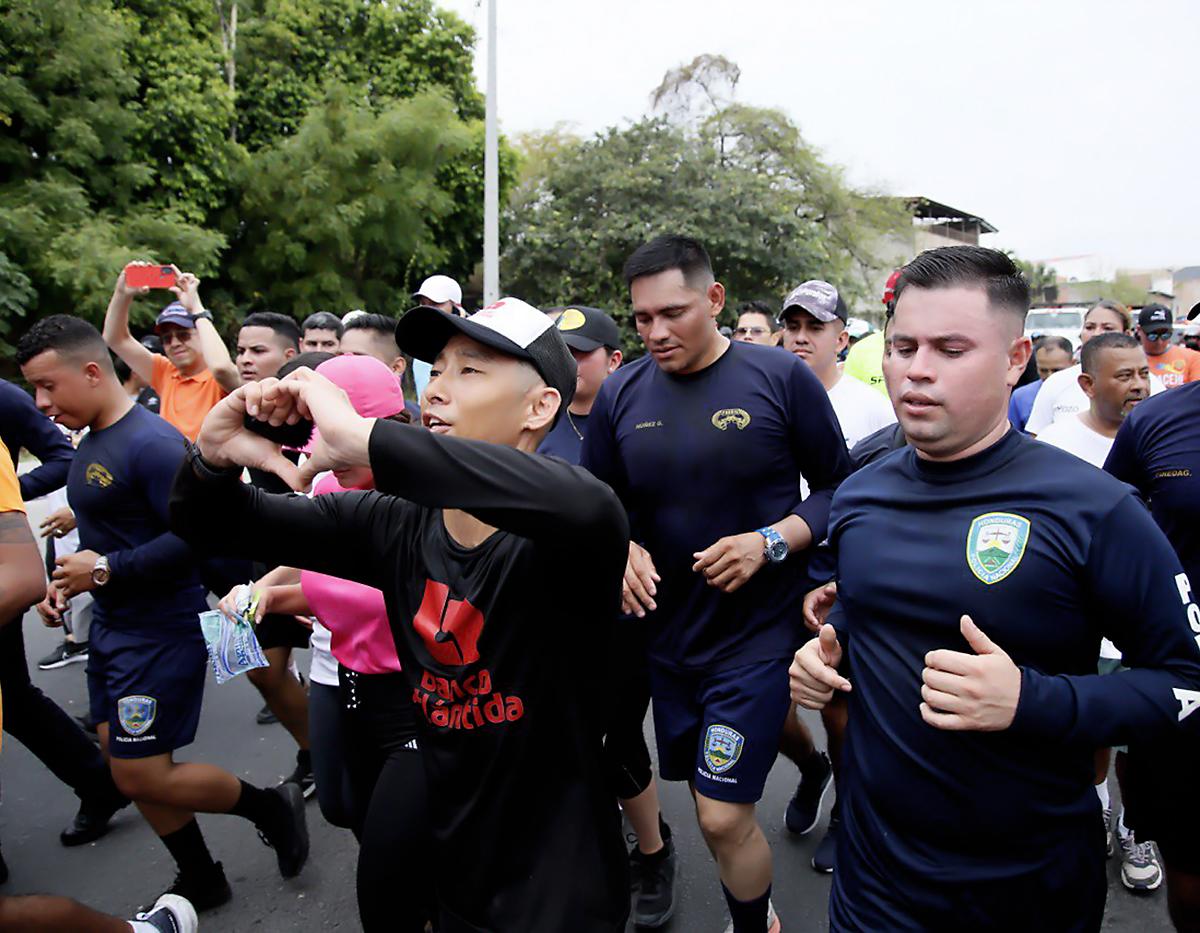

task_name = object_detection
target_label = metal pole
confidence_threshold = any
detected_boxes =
[483,0,499,305]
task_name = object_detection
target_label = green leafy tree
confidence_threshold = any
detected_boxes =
[0,0,225,344]
[227,87,472,317]
[503,57,906,349]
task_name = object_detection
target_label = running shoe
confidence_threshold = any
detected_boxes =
[256,783,309,878]
[1102,806,1114,858]
[1119,834,1163,893]
[812,805,840,873]
[282,758,317,800]
[37,640,89,670]
[785,751,832,835]
[131,894,198,933]
[722,899,781,933]
[161,861,232,912]
[60,792,128,847]
[629,836,676,928]
[255,702,280,725]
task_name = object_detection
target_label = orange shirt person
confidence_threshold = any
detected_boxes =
[102,264,231,441]
[1135,304,1200,389]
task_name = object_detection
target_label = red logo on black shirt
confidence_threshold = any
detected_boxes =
[412,579,485,666]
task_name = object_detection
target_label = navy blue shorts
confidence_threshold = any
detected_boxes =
[648,657,792,803]
[88,623,208,760]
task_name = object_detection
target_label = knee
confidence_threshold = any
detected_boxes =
[109,760,154,801]
[696,800,754,849]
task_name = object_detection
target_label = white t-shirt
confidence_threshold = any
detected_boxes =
[1034,415,1122,661]
[304,468,340,687]
[826,373,897,449]
[1025,364,1164,435]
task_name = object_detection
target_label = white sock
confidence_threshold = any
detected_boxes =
[1117,809,1133,841]
[1095,781,1111,809]
[128,922,155,933]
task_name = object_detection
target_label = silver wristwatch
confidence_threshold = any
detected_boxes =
[91,555,111,587]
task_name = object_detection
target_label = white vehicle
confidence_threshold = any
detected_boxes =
[1024,307,1084,352]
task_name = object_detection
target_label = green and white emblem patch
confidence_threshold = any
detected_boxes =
[966,512,1030,585]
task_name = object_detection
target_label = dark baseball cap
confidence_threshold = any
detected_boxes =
[1138,304,1173,329]
[154,302,195,334]
[780,280,848,324]
[395,298,577,408]
[551,306,621,353]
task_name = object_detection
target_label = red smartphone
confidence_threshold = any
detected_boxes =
[124,264,177,289]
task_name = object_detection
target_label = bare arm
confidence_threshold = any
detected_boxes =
[0,512,47,626]
[102,266,156,385]
[172,271,240,393]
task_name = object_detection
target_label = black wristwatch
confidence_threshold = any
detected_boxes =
[191,309,213,323]
[186,443,240,481]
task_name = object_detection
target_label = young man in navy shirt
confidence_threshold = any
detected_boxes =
[791,246,1200,931]
[18,316,309,913]
[583,235,850,933]
[1104,369,1200,929]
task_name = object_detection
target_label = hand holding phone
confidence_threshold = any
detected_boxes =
[124,263,177,290]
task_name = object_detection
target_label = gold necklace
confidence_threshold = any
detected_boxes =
[567,411,583,441]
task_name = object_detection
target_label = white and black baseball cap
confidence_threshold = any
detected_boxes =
[780,280,848,324]
[413,275,463,308]
[396,298,577,407]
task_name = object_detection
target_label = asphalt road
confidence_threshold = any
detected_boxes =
[0,498,1174,932]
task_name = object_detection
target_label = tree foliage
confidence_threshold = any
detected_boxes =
[503,56,907,348]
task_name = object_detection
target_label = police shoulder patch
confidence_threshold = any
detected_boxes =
[117,695,157,736]
[966,512,1031,585]
[703,724,745,774]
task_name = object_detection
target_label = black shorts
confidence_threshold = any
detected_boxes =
[255,613,312,651]
[1123,736,1200,873]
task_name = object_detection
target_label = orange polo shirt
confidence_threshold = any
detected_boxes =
[150,354,227,441]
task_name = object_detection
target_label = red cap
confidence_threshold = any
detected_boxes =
[883,270,903,306]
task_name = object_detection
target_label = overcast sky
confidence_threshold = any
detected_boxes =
[442,0,1199,275]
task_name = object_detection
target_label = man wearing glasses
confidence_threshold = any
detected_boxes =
[1136,304,1200,388]
[733,302,781,347]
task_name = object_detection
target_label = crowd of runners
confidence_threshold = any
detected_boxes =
[2,241,1200,932]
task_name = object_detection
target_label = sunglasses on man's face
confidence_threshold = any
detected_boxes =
[1145,329,1173,341]
[734,326,770,337]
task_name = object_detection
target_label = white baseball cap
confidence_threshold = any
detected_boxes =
[413,275,463,307]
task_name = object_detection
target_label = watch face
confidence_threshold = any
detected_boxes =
[767,539,788,562]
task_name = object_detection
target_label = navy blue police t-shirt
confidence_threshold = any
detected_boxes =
[825,428,1200,906]
[538,410,587,465]
[1105,380,1200,587]
[582,340,850,672]
[68,404,206,632]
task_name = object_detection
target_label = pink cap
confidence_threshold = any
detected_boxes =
[315,354,405,419]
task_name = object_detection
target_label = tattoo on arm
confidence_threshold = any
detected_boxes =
[0,512,35,545]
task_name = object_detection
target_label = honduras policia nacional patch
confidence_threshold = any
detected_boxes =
[117,695,157,736]
[703,724,745,774]
[966,512,1031,585]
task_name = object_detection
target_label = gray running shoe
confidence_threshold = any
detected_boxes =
[1119,834,1163,893]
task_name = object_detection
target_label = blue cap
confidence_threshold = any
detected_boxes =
[154,302,195,333]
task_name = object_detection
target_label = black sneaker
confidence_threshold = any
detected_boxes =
[256,783,309,878]
[162,862,232,913]
[629,836,677,928]
[38,640,89,670]
[812,808,840,873]
[785,751,833,835]
[255,702,280,726]
[60,793,129,847]
[131,893,198,932]
[282,759,316,800]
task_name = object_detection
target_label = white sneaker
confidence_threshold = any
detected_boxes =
[130,894,199,933]
[722,898,780,933]
[1119,833,1164,893]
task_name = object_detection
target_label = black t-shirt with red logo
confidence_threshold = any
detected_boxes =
[170,420,631,932]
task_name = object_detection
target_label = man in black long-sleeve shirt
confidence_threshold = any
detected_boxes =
[171,297,632,932]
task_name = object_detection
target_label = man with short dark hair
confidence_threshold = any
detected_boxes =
[791,245,1200,931]
[340,313,408,379]
[170,297,632,931]
[1008,335,1075,432]
[17,315,309,913]
[733,302,779,346]
[236,313,300,385]
[300,312,344,353]
[584,235,850,933]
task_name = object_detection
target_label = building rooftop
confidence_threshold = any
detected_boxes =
[906,197,998,235]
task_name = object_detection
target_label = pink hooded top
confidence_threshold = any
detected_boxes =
[298,355,405,675]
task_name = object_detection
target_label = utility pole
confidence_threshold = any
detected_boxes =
[482,0,499,305]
